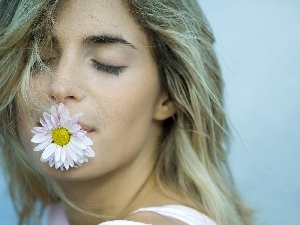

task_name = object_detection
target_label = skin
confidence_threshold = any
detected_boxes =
[16,0,187,224]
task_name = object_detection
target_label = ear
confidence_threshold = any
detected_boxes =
[153,92,177,121]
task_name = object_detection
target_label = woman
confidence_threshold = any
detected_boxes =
[0,0,255,225]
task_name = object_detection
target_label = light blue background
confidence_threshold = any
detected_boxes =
[199,1,300,225]
[1,1,299,225]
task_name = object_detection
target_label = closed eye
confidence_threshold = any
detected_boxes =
[92,60,124,76]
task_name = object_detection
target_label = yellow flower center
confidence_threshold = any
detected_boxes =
[52,128,71,146]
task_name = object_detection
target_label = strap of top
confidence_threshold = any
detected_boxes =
[99,205,216,225]
[132,205,216,225]
[100,221,150,225]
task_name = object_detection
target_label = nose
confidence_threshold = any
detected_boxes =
[49,56,84,102]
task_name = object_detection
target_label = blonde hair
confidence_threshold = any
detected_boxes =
[0,1,60,224]
[0,0,254,224]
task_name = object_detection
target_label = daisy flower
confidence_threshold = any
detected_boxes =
[31,103,95,171]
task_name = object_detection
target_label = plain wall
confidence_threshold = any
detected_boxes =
[199,1,300,225]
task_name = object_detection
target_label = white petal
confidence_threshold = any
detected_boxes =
[84,146,95,157]
[49,159,55,167]
[77,157,84,163]
[41,143,56,161]
[82,135,93,146]
[67,154,75,167]
[64,161,70,170]
[55,160,63,169]
[40,157,47,162]
[33,138,52,151]
[71,136,88,150]
[69,124,81,133]
[31,133,50,143]
[58,103,64,112]
[61,146,66,162]
[51,114,59,126]
[70,113,83,124]
[50,105,57,114]
[55,145,62,162]
[32,126,48,134]
[40,118,48,128]
[68,146,79,162]
[59,103,70,118]
[73,130,86,138]
[60,115,68,127]
[43,112,54,129]
[71,145,84,157]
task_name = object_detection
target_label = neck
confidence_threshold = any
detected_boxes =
[54,123,187,225]
[58,160,168,225]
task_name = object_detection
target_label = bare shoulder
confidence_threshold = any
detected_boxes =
[125,211,187,225]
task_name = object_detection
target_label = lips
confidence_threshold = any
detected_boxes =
[78,122,94,133]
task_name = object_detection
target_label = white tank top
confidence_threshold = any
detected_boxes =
[47,204,216,225]
[99,205,216,225]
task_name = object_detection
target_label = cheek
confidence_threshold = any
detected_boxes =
[15,95,43,157]
[107,71,160,130]
[106,80,160,147]
[16,107,36,155]
[120,93,156,126]
[89,70,161,156]
[16,122,37,167]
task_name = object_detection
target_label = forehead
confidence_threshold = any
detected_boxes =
[52,0,148,47]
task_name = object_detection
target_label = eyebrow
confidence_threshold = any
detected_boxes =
[83,34,137,49]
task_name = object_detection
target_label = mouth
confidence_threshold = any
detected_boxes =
[78,122,95,133]
[35,121,95,134]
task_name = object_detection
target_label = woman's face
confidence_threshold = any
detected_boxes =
[17,0,173,180]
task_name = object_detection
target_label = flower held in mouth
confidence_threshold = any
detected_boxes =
[31,103,95,171]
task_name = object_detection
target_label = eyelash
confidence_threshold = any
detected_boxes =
[92,60,124,76]
[32,58,124,76]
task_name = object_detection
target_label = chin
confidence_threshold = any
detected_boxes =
[34,158,96,182]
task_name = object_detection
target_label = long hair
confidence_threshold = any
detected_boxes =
[0,0,255,224]
[124,1,254,225]
[0,1,60,224]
